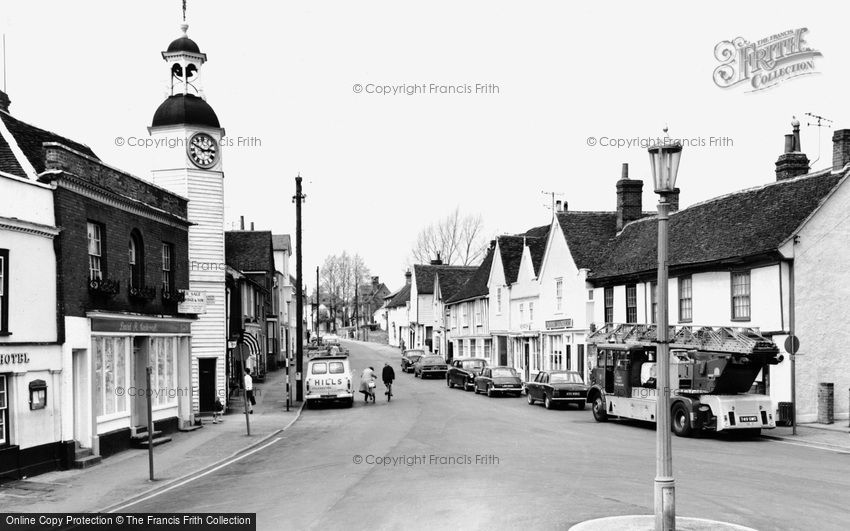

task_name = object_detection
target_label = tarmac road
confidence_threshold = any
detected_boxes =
[124,340,850,531]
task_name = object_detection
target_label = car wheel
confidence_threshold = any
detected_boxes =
[544,396,553,410]
[447,376,453,388]
[473,384,480,394]
[486,385,493,398]
[527,393,535,405]
[671,402,692,437]
[592,396,608,422]
[463,378,471,391]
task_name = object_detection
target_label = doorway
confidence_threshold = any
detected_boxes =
[523,343,530,382]
[72,349,91,447]
[199,358,216,412]
[132,337,148,429]
[498,336,507,366]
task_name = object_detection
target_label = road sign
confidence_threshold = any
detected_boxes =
[784,335,800,355]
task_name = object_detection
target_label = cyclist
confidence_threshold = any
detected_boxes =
[382,362,396,399]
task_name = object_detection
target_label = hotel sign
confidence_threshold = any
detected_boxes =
[545,319,573,330]
[0,352,30,365]
[91,318,191,334]
[178,290,207,314]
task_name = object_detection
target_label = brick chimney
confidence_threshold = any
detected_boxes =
[775,117,809,180]
[430,253,443,265]
[668,188,680,213]
[405,270,412,285]
[832,129,850,171]
[372,276,379,288]
[0,90,10,113]
[616,163,643,231]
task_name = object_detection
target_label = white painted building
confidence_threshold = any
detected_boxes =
[384,272,412,349]
[0,107,65,477]
[446,245,495,364]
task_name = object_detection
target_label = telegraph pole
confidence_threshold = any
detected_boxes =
[293,176,305,401]
[316,266,320,340]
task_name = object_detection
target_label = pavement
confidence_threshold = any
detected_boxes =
[0,366,303,513]
[762,421,850,452]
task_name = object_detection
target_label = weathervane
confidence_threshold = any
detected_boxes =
[182,0,187,22]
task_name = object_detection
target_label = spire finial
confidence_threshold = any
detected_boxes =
[182,0,187,22]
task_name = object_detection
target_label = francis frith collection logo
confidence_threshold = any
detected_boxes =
[713,28,822,92]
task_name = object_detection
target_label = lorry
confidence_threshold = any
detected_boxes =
[586,323,784,437]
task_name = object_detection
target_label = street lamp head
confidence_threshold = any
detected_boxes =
[647,140,683,194]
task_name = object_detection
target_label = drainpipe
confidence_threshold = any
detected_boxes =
[788,258,796,435]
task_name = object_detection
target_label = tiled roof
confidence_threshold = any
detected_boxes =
[436,267,478,301]
[0,111,98,176]
[555,211,620,271]
[272,234,291,252]
[589,170,845,281]
[225,231,275,273]
[385,284,411,308]
[498,224,549,284]
[413,264,477,294]
[445,246,495,304]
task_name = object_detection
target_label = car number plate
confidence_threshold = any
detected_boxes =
[738,415,758,422]
[564,392,580,396]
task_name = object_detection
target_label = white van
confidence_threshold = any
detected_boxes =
[305,354,354,407]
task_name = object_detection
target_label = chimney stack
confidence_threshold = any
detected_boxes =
[616,163,643,231]
[555,200,562,212]
[0,90,10,114]
[240,216,245,230]
[430,253,443,266]
[832,129,850,171]
[405,270,412,285]
[372,276,379,288]
[775,117,809,180]
[250,222,255,231]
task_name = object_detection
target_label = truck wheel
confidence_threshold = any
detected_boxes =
[592,396,608,422]
[671,402,692,437]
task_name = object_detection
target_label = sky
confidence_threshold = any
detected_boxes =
[1,1,846,293]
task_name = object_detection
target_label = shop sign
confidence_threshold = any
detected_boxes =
[178,290,207,314]
[545,318,573,330]
[91,318,191,334]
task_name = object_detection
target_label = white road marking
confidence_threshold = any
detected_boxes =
[106,437,283,512]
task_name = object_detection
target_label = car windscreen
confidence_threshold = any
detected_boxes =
[462,360,485,369]
[311,362,328,375]
[550,372,583,384]
[422,357,443,364]
[491,368,517,378]
[329,362,346,374]
[406,350,426,356]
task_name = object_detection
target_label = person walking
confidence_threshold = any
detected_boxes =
[360,366,377,403]
[244,367,256,413]
[382,362,395,398]
[212,396,224,423]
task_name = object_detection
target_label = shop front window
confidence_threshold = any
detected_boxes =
[151,337,178,407]
[94,337,130,418]
[0,374,7,445]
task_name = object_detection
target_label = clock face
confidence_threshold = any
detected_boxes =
[187,132,218,169]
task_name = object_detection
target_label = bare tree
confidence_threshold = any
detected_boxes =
[411,207,488,266]
[321,252,371,328]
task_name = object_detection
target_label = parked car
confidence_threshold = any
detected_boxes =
[323,334,341,346]
[414,355,449,378]
[474,367,523,397]
[525,370,588,409]
[446,358,488,391]
[401,350,425,373]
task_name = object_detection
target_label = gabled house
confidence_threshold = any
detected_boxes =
[384,271,412,349]
[410,259,476,352]
[586,123,850,423]
[432,266,478,359]
[444,243,496,363]
[356,276,391,329]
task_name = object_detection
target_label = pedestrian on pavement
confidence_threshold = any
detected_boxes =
[382,362,395,398]
[400,338,405,352]
[213,396,224,423]
[360,366,377,403]
[244,368,256,413]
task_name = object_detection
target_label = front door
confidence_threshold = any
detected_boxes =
[447,341,454,363]
[132,337,148,429]
[523,343,530,382]
[199,358,216,412]
[72,349,91,447]
[498,336,508,366]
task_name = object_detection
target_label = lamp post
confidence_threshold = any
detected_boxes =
[647,135,682,531]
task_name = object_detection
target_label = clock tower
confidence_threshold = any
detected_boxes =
[148,18,227,416]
